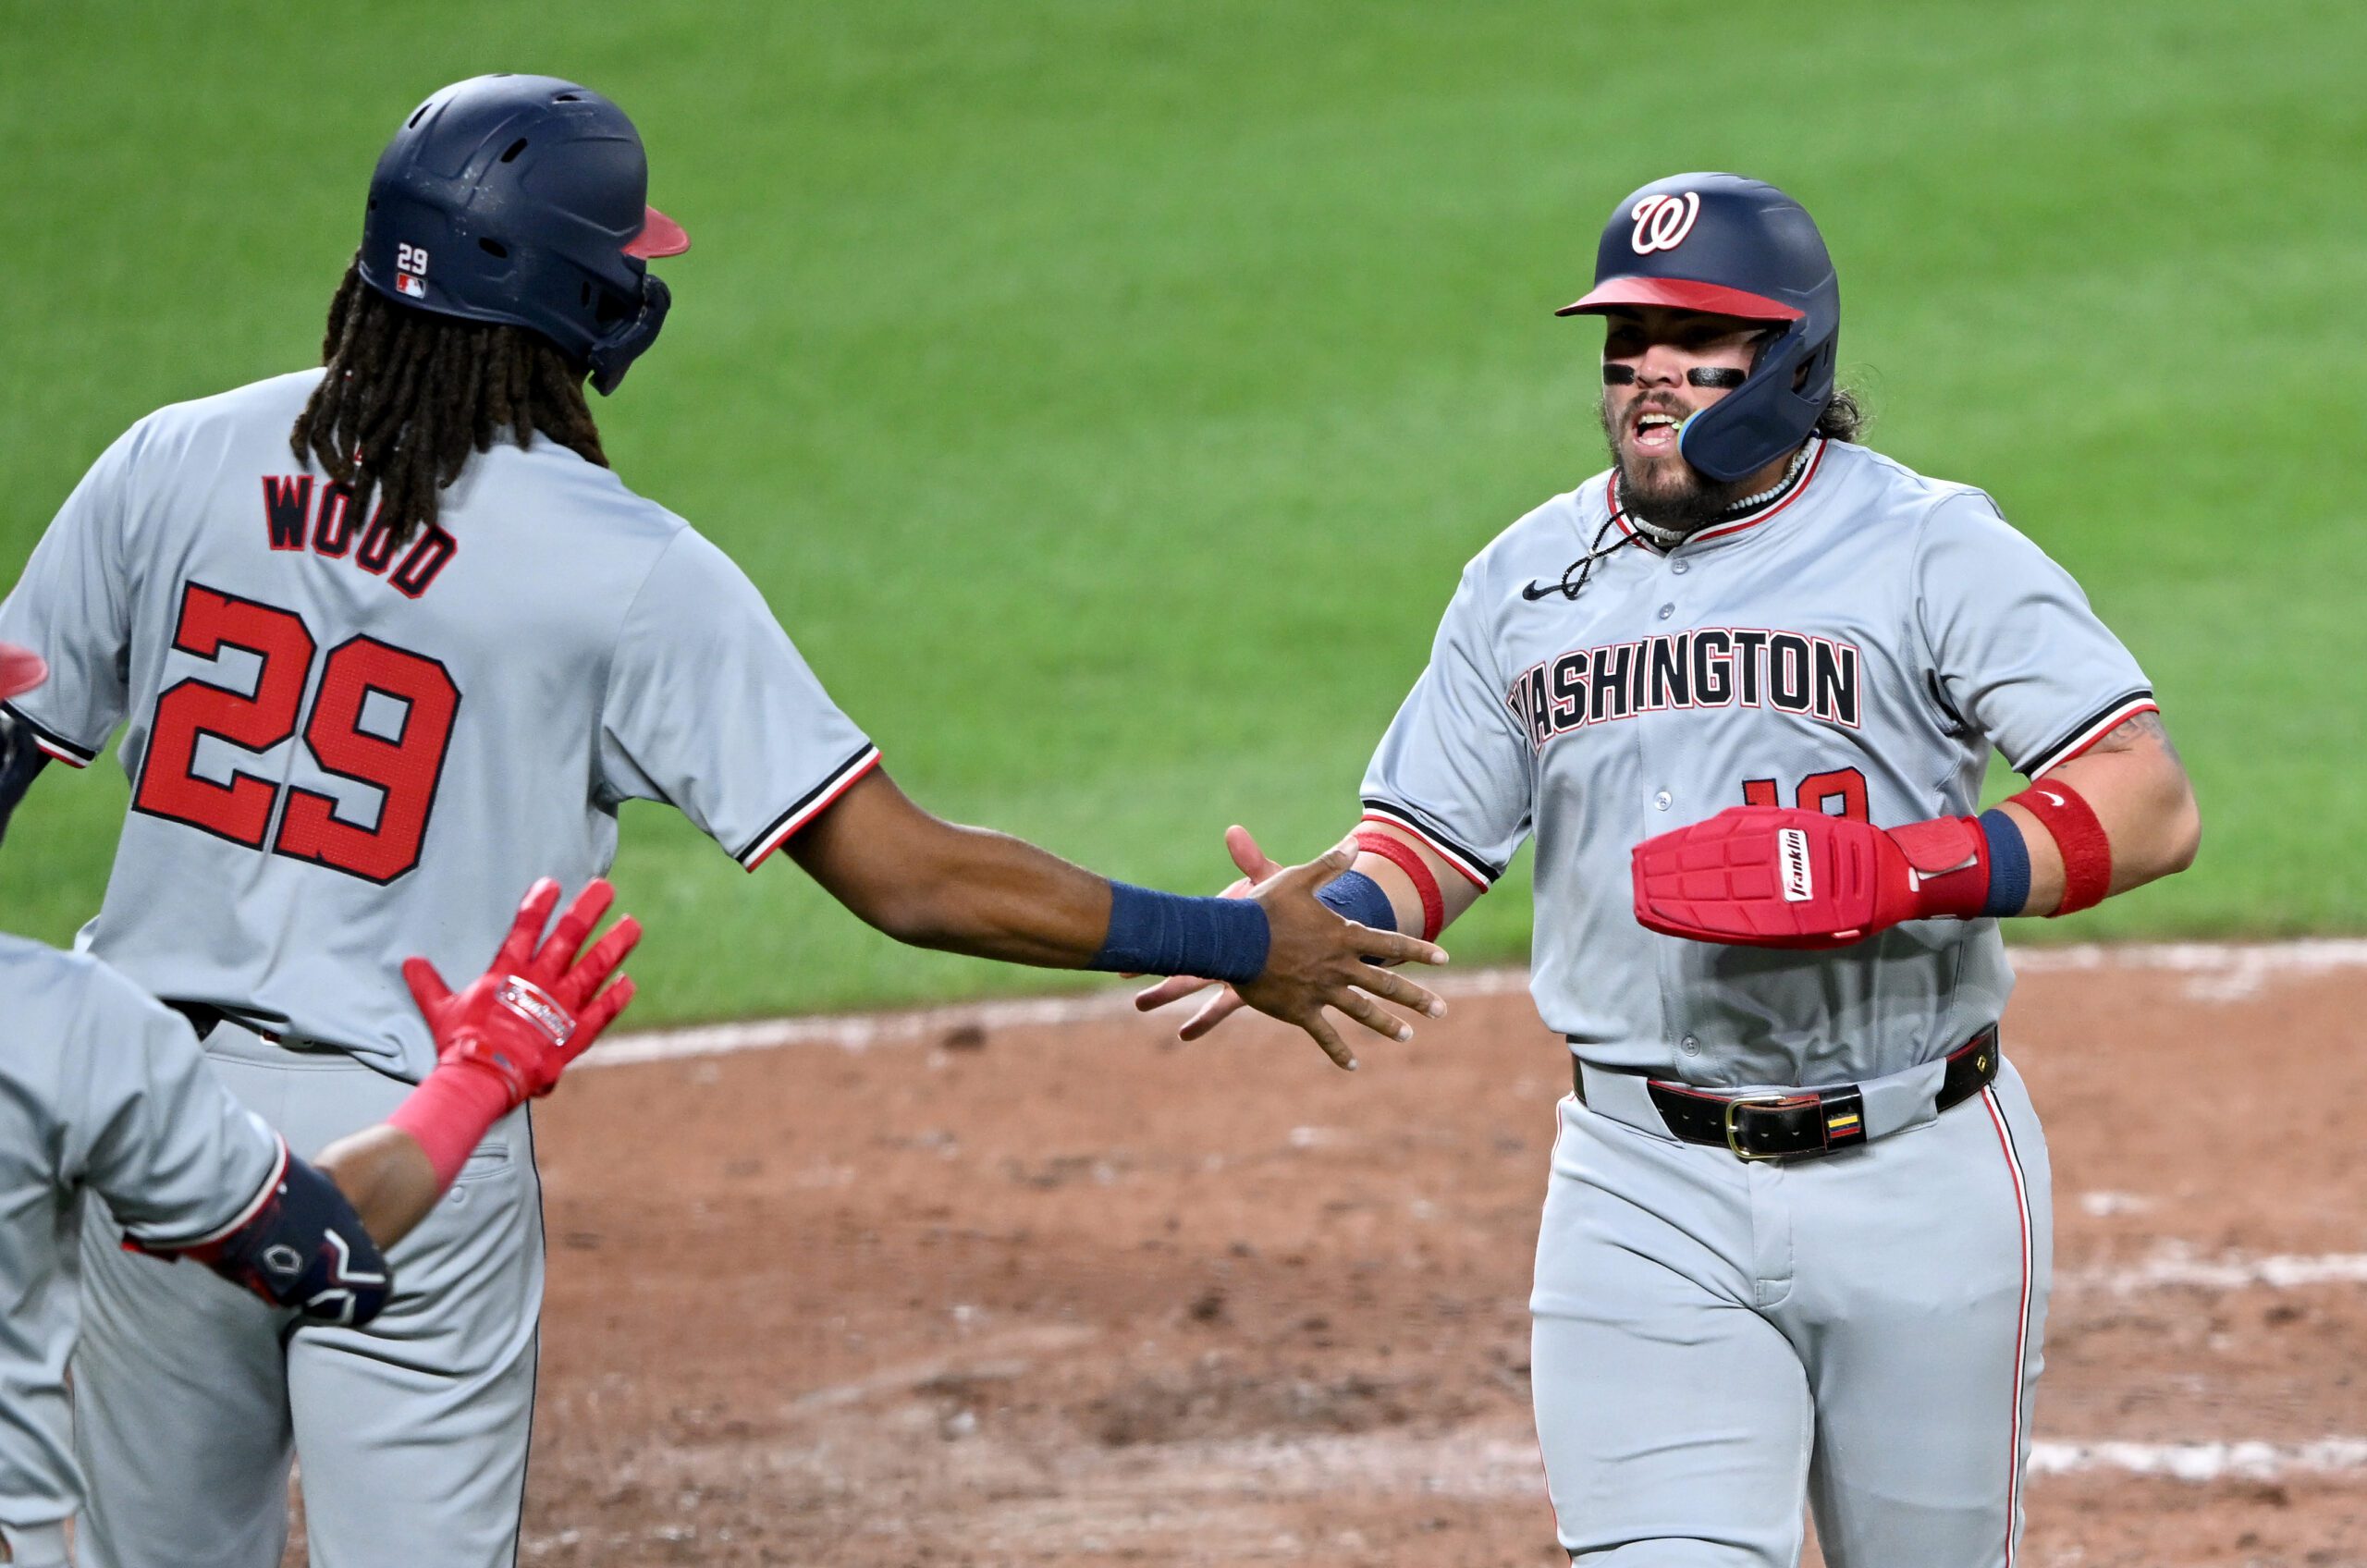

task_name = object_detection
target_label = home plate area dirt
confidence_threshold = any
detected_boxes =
[505,947,2365,1566]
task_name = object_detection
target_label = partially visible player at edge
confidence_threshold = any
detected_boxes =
[0,75,1444,1568]
[1139,173,2199,1566]
[0,635,640,1566]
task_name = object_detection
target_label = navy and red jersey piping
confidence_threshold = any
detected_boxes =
[2018,689,2158,778]
[735,743,883,870]
[3,701,97,768]
[1357,798,1502,890]
[125,1134,290,1255]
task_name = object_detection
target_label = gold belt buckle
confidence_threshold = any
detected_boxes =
[1723,1093,1798,1161]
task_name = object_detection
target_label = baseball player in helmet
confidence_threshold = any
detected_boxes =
[1140,172,2201,1564]
[0,646,638,1565]
[0,74,1443,1565]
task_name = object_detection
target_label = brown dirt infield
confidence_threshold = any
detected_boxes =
[501,949,2365,1566]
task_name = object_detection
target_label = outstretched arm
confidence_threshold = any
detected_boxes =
[787,768,1144,964]
[785,768,1449,1069]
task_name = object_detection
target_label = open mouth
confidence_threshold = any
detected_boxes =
[1630,407,1685,457]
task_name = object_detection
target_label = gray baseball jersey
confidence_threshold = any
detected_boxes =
[0,369,877,1081]
[5,367,878,1568]
[1362,436,2153,1088]
[0,935,281,1529]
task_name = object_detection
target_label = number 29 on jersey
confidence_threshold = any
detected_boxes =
[132,582,460,885]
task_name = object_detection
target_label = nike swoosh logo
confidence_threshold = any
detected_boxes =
[1521,581,1563,601]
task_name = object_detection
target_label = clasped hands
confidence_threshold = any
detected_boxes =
[1133,827,1448,1070]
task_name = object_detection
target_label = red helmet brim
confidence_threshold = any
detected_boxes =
[623,204,690,260]
[1556,276,1803,322]
[0,643,47,701]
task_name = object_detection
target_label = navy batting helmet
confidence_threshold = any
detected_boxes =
[1558,173,1838,484]
[358,75,688,396]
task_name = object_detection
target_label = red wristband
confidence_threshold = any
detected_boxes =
[2007,778,2113,915]
[1353,827,1444,941]
[386,1054,518,1192]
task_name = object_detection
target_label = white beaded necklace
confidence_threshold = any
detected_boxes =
[1625,438,1818,549]
[1723,438,1819,514]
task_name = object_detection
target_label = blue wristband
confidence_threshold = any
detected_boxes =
[1316,869,1399,964]
[1978,809,2030,918]
[1090,882,1271,986]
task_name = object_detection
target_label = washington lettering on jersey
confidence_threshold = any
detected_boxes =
[261,474,458,598]
[1363,440,2154,1084]
[1504,626,1861,752]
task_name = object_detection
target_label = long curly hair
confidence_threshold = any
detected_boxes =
[289,257,608,545]
[1815,384,1869,442]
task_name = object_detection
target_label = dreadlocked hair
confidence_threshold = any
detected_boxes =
[290,257,608,545]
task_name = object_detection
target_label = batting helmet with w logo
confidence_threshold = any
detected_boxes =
[1558,173,1840,484]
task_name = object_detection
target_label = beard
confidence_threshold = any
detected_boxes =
[1598,390,1759,535]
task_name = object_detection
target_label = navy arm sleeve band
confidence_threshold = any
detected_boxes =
[145,1156,395,1328]
[1089,882,1270,986]
[1978,808,2031,918]
[1316,869,1399,935]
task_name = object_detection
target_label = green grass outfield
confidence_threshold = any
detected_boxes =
[4,2,2361,1023]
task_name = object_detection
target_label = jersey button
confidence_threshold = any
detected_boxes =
[1652,790,1672,811]
[1671,560,1691,575]
[1680,1035,1700,1055]
[1657,603,1674,620]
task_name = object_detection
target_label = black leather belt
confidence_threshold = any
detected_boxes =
[1571,1025,2001,1161]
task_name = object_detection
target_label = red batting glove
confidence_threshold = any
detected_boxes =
[403,877,642,1103]
[390,879,640,1190]
[1631,806,1990,949]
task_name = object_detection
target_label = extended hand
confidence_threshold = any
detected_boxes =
[1131,825,1275,1037]
[1135,827,1447,1069]
[402,878,643,1107]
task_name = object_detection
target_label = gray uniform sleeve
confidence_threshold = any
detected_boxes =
[0,425,140,767]
[598,528,880,869]
[67,967,285,1248]
[1912,492,2156,778]
[1359,559,1534,888]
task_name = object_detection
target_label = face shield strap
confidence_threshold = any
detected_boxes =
[585,274,672,398]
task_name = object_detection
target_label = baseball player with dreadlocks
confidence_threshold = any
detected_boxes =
[1139,173,2201,1565]
[0,75,1444,1568]
[0,647,639,1566]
